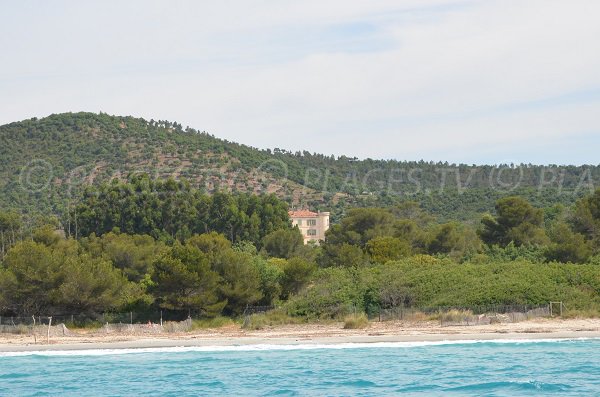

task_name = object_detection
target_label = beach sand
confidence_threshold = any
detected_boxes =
[1,318,599,352]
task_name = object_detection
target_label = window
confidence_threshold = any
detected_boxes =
[307,229,317,236]
[297,219,302,226]
[307,219,317,226]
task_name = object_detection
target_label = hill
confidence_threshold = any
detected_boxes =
[1,112,598,221]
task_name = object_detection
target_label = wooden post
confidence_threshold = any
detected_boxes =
[47,317,52,344]
[160,310,163,327]
[32,315,37,344]
[560,302,563,317]
[549,302,563,317]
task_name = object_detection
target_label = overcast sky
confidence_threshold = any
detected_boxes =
[1,0,599,165]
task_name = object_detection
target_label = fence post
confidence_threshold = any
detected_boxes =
[47,316,52,344]
[160,310,163,327]
[130,312,133,325]
[560,302,563,317]
[32,315,37,344]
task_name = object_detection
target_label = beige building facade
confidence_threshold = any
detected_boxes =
[288,210,330,244]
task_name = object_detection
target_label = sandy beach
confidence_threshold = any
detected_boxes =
[1,318,599,353]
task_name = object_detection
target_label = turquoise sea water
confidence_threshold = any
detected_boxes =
[1,339,599,396]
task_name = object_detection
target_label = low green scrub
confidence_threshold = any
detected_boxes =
[343,313,369,329]
[242,309,302,330]
[287,256,600,318]
[562,308,600,319]
[191,316,235,330]
[0,324,30,334]
[67,321,103,330]
[438,310,474,323]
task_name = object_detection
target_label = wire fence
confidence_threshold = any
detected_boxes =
[369,304,551,326]
[0,312,171,328]
[0,303,555,334]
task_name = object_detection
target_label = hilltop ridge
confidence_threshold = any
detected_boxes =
[1,112,598,220]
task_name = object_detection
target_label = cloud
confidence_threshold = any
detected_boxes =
[1,0,599,164]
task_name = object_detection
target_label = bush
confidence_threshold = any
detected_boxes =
[562,308,600,319]
[438,309,473,323]
[343,313,369,329]
[191,316,235,329]
[242,309,301,330]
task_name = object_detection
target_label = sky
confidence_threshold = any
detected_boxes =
[1,0,599,165]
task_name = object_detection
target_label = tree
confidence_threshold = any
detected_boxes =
[186,232,231,259]
[325,208,395,248]
[80,232,165,282]
[151,243,224,316]
[0,211,22,259]
[32,225,62,246]
[426,222,480,257]
[571,188,600,251]
[262,228,304,259]
[280,258,317,298]
[1,241,60,313]
[254,257,284,305]
[1,240,135,315]
[320,242,368,268]
[544,223,591,263]
[366,236,411,263]
[210,249,262,315]
[479,196,547,246]
[54,254,133,315]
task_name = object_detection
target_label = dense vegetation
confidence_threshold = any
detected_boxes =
[69,174,290,245]
[1,112,599,222]
[1,178,600,319]
[1,112,599,320]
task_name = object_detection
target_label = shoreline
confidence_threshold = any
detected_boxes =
[1,331,600,353]
[1,318,599,353]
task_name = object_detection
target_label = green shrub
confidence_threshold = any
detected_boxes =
[562,308,600,319]
[343,313,369,329]
[242,309,301,330]
[438,309,474,323]
[191,316,235,330]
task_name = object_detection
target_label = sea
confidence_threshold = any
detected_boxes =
[1,338,599,396]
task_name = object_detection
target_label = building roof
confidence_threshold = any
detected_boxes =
[288,210,319,218]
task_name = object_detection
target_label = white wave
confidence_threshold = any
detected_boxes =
[0,337,597,357]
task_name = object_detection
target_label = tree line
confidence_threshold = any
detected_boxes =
[67,174,290,246]
[1,178,600,318]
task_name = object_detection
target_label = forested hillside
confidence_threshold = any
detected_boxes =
[1,112,598,222]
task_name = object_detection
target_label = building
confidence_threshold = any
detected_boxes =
[288,210,330,244]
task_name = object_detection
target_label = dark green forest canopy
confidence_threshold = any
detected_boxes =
[2,185,600,318]
[70,175,291,246]
[1,112,598,221]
